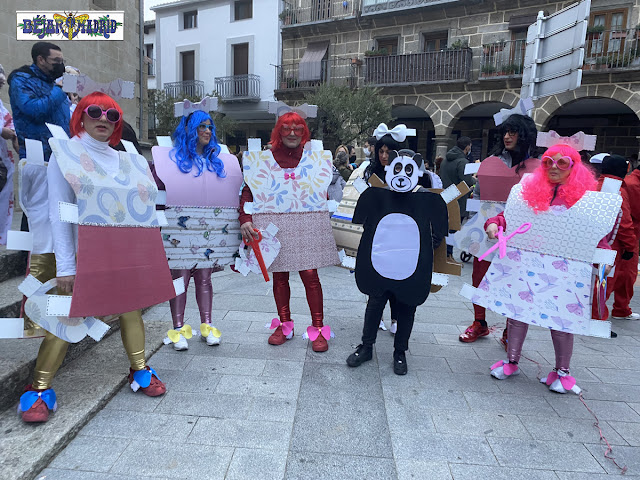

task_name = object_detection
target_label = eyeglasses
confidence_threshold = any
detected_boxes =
[503,129,518,137]
[197,124,214,132]
[281,125,305,137]
[46,58,64,65]
[83,104,121,123]
[541,155,574,170]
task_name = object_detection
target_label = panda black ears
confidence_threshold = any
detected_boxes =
[388,150,399,162]
[412,153,423,167]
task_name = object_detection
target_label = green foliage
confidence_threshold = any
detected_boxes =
[146,90,236,141]
[303,84,392,150]
[364,49,388,57]
[448,39,469,50]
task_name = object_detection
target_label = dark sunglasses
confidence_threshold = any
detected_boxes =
[197,124,214,132]
[83,104,121,123]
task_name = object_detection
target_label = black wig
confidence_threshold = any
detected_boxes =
[491,114,538,165]
[364,134,401,182]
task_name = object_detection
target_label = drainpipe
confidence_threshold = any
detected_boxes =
[139,0,145,139]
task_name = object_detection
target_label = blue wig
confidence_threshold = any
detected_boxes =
[170,110,226,177]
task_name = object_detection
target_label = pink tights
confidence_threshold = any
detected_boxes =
[507,318,573,371]
[169,267,213,328]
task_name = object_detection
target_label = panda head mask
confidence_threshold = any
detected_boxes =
[384,151,424,193]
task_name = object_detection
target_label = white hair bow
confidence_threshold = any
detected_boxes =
[268,101,318,119]
[493,97,535,126]
[174,96,218,117]
[373,123,416,142]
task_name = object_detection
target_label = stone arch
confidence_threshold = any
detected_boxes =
[536,85,640,130]
[440,91,520,137]
[389,103,435,157]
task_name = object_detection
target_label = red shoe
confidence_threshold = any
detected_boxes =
[128,366,166,397]
[312,335,328,352]
[19,385,57,423]
[268,325,293,345]
[459,321,490,343]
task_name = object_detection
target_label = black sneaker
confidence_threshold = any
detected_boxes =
[393,350,408,375]
[346,344,373,367]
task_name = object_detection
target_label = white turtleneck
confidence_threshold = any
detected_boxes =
[48,132,120,276]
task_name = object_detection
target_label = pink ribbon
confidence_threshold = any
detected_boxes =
[478,222,532,262]
[269,318,294,336]
[545,371,577,390]
[490,360,518,376]
[284,172,296,180]
[306,325,331,341]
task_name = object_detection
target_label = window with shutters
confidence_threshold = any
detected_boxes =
[234,0,253,21]
[183,10,198,29]
[423,32,448,52]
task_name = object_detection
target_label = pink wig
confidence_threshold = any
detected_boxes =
[521,144,597,213]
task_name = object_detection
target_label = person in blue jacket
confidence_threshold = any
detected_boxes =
[8,41,70,161]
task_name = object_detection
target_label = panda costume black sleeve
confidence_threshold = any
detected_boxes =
[353,151,449,307]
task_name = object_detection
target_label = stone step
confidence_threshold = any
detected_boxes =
[0,248,27,283]
[0,275,24,318]
[0,320,170,480]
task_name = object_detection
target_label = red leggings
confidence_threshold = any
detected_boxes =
[607,248,638,318]
[472,257,491,320]
[273,270,324,327]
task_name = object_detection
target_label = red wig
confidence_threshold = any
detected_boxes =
[521,144,597,213]
[70,92,124,146]
[270,112,310,150]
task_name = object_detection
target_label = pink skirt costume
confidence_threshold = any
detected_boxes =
[49,138,175,318]
[460,181,621,392]
[152,147,243,329]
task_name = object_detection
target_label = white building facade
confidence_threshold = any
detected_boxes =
[152,0,281,150]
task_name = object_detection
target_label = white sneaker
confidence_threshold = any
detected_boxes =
[379,320,388,331]
[202,330,221,346]
[389,321,397,335]
[612,312,640,320]
[172,334,189,351]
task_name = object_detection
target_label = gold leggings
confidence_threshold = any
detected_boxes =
[24,253,57,334]
[32,310,147,390]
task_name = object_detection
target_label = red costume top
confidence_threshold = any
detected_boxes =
[597,174,636,254]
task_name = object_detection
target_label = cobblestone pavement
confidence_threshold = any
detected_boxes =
[36,263,640,479]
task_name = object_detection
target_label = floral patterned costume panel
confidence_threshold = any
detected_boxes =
[243,147,339,272]
[49,138,175,317]
[153,147,243,270]
[461,183,622,338]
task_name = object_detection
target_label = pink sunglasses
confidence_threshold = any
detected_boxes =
[541,155,574,170]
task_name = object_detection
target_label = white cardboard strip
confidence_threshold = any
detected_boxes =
[243,202,255,215]
[445,235,455,246]
[431,273,449,287]
[310,140,323,151]
[219,144,230,154]
[353,177,369,194]
[265,223,279,236]
[18,275,44,298]
[46,295,73,316]
[59,202,79,224]
[173,277,186,296]
[464,163,481,175]
[6,230,33,251]
[120,139,138,154]
[593,248,617,266]
[440,184,462,205]
[156,136,173,147]
[327,200,338,213]
[588,320,611,338]
[341,255,356,270]
[87,319,111,342]
[601,177,622,195]
[247,138,261,152]
[45,123,70,140]
[156,210,168,226]
[459,283,476,299]
[235,258,251,276]
[25,139,45,166]
[155,190,167,206]
[0,318,25,339]
[466,199,481,212]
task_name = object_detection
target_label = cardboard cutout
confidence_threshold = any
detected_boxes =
[353,152,448,306]
[153,147,243,269]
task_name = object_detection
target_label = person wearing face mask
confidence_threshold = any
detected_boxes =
[8,42,70,161]
[347,145,357,168]
[361,136,376,165]
[0,64,18,245]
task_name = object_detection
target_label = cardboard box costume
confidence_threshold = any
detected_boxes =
[152,146,243,270]
[48,137,175,318]
[242,143,339,272]
[460,181,620,338]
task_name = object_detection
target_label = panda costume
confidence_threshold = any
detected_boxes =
[347,150,448,374]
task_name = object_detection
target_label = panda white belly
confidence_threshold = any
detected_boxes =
[371,213,420,280]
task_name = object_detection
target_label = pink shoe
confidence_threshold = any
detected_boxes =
[490,360,520,380]
[541,369,581,394]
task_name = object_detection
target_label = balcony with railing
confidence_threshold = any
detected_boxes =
[163,80,205,98]
[280,0,359,26]
[275,57,358,91]
[215,74,261,102]
[479,29,640,79]
[364,48,472,86]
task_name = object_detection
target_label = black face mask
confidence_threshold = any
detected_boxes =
[49,62,65,80]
